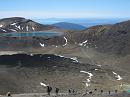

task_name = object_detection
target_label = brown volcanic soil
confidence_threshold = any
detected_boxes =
[97,20,130,55]
[0,54,129,95]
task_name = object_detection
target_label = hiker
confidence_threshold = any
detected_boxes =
[108,91,111,95]
[49,86,52,95]
[115,90,118,93]
[94,89,97,95]
[94,89,97,91]
[68,89,71,94]
[47,86,52,95]
[72,89,75,93]
[55,87,59,95]
[7,92,11,97]
[101,90,103,94]
[89,91,93,94]
[72,89,75,94]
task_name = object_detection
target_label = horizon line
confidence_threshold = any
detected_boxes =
[0,16,130,20]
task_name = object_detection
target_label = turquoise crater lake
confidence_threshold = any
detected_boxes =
[0,31,63,37]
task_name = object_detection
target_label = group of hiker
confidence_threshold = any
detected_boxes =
[6,86,119,97]
[6,86,59,97]
[46,86,119,96]
[46,86,59,95]
[82,89,118,96]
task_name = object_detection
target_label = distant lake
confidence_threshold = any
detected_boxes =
[0,31,63,37]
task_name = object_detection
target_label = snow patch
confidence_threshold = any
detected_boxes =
[53,66,57,68]
[26,26,29,31]
[1,29,6,32]
[79,40,88,46]
[97,64,102,67]
[14,25,18,28]
[95,69,98,71]
[17,25,21,29]
[10,23,17,25]
[0,24,3,27]
[54,54,64,58]
[87,79,91,82]
[9,29,17,32]
[63,37,68,46]
[70,57,79,62]
[48,57,51,58]
[80,70,93,87]
[40,82,48,87]
[80,71,93,78]
[54,54,79,63]
[14,25,21,30]
[52,45,58,48]
[82,81,90,87]
[30,54,33,56]
[32,27,35,30]
[40,43,45,47]
[112,71,122,80]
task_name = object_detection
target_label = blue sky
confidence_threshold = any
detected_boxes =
[0,0,130,18]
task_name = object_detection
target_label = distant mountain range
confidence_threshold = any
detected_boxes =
[0,17,56,33]
[0,17,86,32]
[52,22,86,30]
[34,18,128,27]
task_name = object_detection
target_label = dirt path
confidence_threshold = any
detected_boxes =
[0,92,130,97]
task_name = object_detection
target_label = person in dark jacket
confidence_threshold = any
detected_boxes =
[101,90,103,94]
[68,89,71,94]
[115,90,118,93]
[55,87,59,95]
[7,92,11,97]
[108,91,111,95]
[47,86,52,95]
